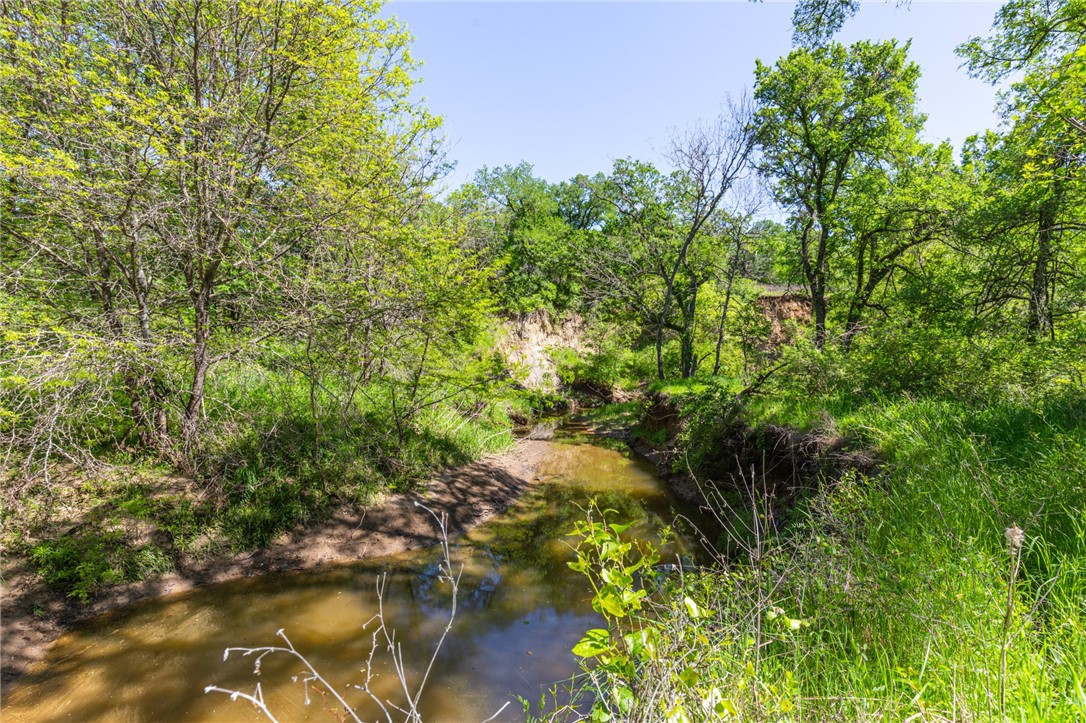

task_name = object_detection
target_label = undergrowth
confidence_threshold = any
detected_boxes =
[555,354,1086,720]
[11,366,518,601]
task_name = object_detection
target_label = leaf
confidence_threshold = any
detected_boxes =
[683,596,701,619]
[715,697,739,716]
[612,686,635,714]
[663,701,691,723]
[572,628,611,658]
[594,589,627,618]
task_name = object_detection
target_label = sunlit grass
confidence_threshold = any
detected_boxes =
[567,385,1086,721]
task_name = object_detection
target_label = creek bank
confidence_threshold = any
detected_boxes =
[629,392,879,533]
[497,310,591,393]
[0,439,552,689]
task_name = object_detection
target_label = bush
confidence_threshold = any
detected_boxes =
[31,533,124,602]
[559,383,1086,720]
[550,506,804,722]
[29,530,172,601]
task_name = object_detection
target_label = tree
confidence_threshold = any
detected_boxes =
[586,160,690,375]
[837,141,961,348]
[583,99,753,380]
[652,96,755,380]
[708,194,782,375]
[0,0,439,471]
[585,157,739,379]
[753,40,923,348]
[790,0,861,47]
[958,0,1086,340]
[470,163,597,314]
[957,129,1084,341]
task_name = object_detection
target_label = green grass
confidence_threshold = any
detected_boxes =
[773,392,1086,720]
[577,400,645,428]
[30,530,174,602]
[15,362,519,599]
[564,381,1086,720]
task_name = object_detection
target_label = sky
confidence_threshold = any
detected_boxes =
[383,1,1006,190]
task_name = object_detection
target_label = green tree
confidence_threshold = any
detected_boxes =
[958,0,1086,340]
[651,98,755,380]
[957,129,1084,341]
[753,40,923,348]
[587,159,737,379]
[0,0,439,470]
[837,141,962,348]
[585,100,753,380]
[470,162,596,314]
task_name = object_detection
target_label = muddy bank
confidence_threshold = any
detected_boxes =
[0,440,552,689]
[629,392,878,529]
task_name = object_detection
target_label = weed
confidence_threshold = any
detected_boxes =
[31,531,127,602]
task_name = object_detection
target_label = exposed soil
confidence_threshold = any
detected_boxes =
[0,439,552,690]
[629,392,879,540]
[757,293,812,350]
[497,310,591,391]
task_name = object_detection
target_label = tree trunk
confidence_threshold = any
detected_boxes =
[1027,200,1055,342]
[798,220,829,350]
[812,293,825,349]
[184,278,213,448]
[680,331,696,378]
[680,283,699,378]
[712,270,738,375]
[131,247,169,444]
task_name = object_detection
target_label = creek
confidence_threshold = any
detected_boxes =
[4,424,699,721]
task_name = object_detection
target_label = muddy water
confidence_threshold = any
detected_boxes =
[4,435,696,722]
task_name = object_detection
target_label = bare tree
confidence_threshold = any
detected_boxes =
[711,182,766,375]
[654,94,756,379]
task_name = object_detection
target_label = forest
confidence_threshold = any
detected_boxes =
[1,0,1085,720]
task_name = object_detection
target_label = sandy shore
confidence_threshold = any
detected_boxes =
[0,439,552,689]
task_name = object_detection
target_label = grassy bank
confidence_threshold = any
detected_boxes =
[2,362,524,603]
[556,343,1086,721]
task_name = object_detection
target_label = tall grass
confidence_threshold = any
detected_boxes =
[197,362,517,549]
[563,387,1086,720]
[17,359,518,599]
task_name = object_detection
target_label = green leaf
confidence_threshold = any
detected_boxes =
[572,628,611,658]
[612,686,635,714]
[594,589,627,618]
[663,701,691,723]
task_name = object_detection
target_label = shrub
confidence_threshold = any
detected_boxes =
[31,531,127,602]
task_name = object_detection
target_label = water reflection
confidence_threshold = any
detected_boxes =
[5,437,695,722]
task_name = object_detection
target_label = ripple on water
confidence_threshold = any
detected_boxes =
[4,439,698,722]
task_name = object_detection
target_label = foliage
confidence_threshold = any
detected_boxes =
[551,326,657,395]
[562,378,1086,720]
[955,0,1086,342]
[753,39,932,349]
[0,0,455,480]
[30,529,172,602]
[468,163,603,314]
[555,506,806,722]
[584,98,756,380]
[5,7,1086,719]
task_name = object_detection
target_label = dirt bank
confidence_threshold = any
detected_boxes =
[0,439,552,689]
[497,310,590,391]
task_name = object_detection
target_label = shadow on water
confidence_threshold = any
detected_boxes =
[4,427,701,722]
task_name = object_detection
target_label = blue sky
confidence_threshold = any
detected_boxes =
[384,1,1005,189]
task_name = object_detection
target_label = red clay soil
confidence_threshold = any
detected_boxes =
[0,439,552,690]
